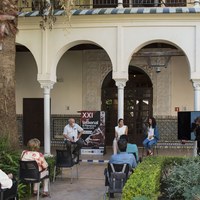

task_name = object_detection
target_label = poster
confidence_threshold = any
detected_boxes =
[80,111,105,155]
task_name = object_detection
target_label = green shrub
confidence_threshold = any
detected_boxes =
[0,135,21,175]
[122,156,184,200]
[165,157,200,200]
[0,136,57,199]
[132,196,150,200]
[45,155,56,181]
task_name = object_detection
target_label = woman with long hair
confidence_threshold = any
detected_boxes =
[143,117,159,156]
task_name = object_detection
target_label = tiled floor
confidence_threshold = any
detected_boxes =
[28,146,193,200]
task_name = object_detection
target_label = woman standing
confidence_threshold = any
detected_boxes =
[113,118,128,154]
[143,117,159,156]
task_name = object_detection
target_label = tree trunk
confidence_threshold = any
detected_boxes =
[0,35,18,148]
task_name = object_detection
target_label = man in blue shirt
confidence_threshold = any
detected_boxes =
[109,139,137,169]
[105,139,137,198]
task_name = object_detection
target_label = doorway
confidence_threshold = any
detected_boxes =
[101,67,153,146]
[23,98,44,146]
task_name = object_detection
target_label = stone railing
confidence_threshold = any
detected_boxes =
[18,0,195,13]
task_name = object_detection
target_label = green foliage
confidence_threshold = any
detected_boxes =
[0,136,29,199]
[0,135,11,152]
[45,155,56,181]
[165,157,200,200]
[122,156,184,200]
[17,183,31,200]
[132,196,150,200]
[0,136,20,176]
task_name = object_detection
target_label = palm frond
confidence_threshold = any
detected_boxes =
[0,0,18,40]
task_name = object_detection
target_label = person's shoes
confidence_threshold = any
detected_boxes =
[73,154,79,164]
[42,192,50,198]
[149,151,153,156]
[33,191,38,196]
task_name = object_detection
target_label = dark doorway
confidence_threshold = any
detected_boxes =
[23,98,44,146]
[101,67,153,146]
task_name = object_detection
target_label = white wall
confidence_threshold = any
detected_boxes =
[171,56,194,115]
[16,51,83,115]
[51,51,83,114]
[16,50,194,116]
[16,52,42,114]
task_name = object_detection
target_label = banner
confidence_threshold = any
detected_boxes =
[80,111,105,155]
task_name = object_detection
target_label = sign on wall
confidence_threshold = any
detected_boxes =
[80,111,105,155]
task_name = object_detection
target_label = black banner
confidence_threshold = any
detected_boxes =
[80,111,105,155]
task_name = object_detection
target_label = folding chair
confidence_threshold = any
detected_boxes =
[0,178,18,200]
[104,163,130,200]
[19,160,50,200]
[53,149,79,184]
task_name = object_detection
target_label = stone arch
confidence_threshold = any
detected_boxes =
[101,66,153,146]
[126,39,191,75]
[52,40,114,78]
[15,42,39,74]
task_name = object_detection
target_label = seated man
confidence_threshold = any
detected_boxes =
[0,169,13,190]
[63,118,84,161]
[0,169,17,200]
[110,138,137,169]
[105,139,137,198]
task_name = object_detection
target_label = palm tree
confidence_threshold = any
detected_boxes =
[0,0,18,147]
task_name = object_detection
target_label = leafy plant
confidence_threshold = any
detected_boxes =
[122,156,184,200]
[45,155,56,181]
[165,157,200,200]
[17,183,31,199]
[132,196,150,200]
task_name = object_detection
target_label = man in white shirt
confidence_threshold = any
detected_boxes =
[0,169,13,189]
[63,118,84,159]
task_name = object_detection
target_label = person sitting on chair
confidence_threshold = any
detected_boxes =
[63,118,84,161]
[143,117,159,156]
[105,139,137,198]
[110,138,137,169]
[0,169,13,189]
[113,118,128,155]
[21,138,49,197]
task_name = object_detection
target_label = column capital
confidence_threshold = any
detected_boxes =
[192,79,200,90]
[39,80,55,90]
[115,79,127,89]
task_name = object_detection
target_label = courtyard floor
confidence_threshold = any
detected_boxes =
[29,146,193,200]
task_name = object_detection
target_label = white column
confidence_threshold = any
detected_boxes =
[117,0,123,8]
[40,82,54,155]
[115,79,127,120]
[194,0,200,7]
[192,79,200,156]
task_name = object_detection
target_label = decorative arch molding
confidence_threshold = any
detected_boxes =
[126,39,191,75]
[52,39,114,78]
[15,41,40,74]
[15,42,39,74]
[81,49,113,111]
